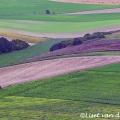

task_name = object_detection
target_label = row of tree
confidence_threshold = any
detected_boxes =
[0,37,29,54]
[50,32,111,51]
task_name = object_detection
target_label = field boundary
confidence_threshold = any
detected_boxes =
[0,56,120,88]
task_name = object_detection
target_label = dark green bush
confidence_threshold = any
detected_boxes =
[0,37,12,54]
[10,39,29,51]
[72,38,83,46]
[46,10,50,14]
[0,38,29,55]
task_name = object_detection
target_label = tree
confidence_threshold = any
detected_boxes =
[83,33,92,40]
[91,32,105,39]
[46,10,50,14]
[0,37,12,54]
[72,38,83,46]
[10,39,29,51]
[50,43,62,51]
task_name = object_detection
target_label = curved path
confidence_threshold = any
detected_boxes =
[52,0,120,5]
[63,8,120,15]
[0,56,120,88]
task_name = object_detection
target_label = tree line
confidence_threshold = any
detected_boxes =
[0,37,29,55]
[50,32,111,51]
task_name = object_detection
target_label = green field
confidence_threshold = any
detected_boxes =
[1,12,120,22]
[0,0,120,37]
[0,0,119,14]
[0,38,69,67]
[0,63,120,119]
[0,19,120,34]
[0,1,120,119]
[1,43,120,68]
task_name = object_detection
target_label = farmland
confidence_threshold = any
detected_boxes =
[0,0,120,39]
[0,0,119,14]
[0,19,120,39]
[0,38,68,67]
[0,63,120,119]
[0,0,120,119]
[23,39,120,62]
[1,56,120,88]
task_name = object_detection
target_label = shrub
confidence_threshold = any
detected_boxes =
[0,38,29,55]
[0,37,12,54]
[46,10,50,14]
[10,39,29,51]
[72,38,83,46]
[50,43,62,51]
[91,32,105,39]
[83,33,92,40]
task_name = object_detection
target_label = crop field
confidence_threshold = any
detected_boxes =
[1,12,120,22]
[0,30,48,43]
[24,39,120,61]
[1,38,120,68]
[0,0,120,39]
[0,38,68,67]
[0,19,120,37]
[0,0,120,119]
[1,56,120,88]
[0,63,120,119]
[0,0,119,14]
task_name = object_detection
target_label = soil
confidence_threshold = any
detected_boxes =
[63,8,120,15]
[52,0,120,4]
[0,56,120,88]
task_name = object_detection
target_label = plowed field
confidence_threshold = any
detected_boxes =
[0,56,120,88]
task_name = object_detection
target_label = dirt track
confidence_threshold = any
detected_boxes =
[64,8,120,15]
[0,56,120,88]
[52,0,120,4]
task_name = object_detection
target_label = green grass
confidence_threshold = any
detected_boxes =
[0,0,119,14]
[1,13,120,22]
[1,66,120,104]
[1,40,120,68]
[0,63,120,119]
[0,0,120,119]
[0,96,120,120]
[0,38,68,67]
[0,19,120,33]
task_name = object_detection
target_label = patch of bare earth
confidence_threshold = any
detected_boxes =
[52,0,120,4]
[0,56,120,88]
[63,8,120,15]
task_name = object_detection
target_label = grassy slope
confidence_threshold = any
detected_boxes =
[0,1,120,36]
[0,63,120,119]
[1,38,120,68]
[0,38,68,67]
[1,13,120,22]
[0,0,119,14]
[0,30,48,43]
[0,1,120,119]
[0,19,120,33]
